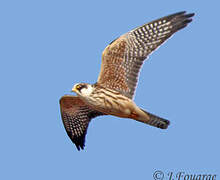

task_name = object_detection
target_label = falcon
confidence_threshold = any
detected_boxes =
[60,11,194,150]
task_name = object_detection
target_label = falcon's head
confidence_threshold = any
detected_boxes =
[72,83,93,97]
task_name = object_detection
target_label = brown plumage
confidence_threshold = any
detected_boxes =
[98,11,194,99]
[60,11,194,150]
[60,96,104,150]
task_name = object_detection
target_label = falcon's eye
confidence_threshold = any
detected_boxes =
[76,84,81,90]
[76,84,87,92]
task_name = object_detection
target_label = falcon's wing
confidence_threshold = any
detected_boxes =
[97,11,194,99]
[60,95,104,150]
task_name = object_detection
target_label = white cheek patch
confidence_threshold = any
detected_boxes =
[81,86,93,97]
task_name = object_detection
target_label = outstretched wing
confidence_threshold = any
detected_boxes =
[60,95,104,150]
[97,11,194,99]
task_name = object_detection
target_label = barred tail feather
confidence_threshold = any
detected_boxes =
[141,109,170,129]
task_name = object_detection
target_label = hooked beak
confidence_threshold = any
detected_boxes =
[71,86,77,93]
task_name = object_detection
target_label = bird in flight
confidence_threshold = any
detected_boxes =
[60,11,194,150]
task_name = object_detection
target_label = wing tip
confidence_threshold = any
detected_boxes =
[69,132,86,151]
[169,11,195,33]
[75,144,85,151]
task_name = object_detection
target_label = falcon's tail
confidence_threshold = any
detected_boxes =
[140,109,170,129]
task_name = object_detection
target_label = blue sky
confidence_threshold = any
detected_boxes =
[0,0,219,179]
